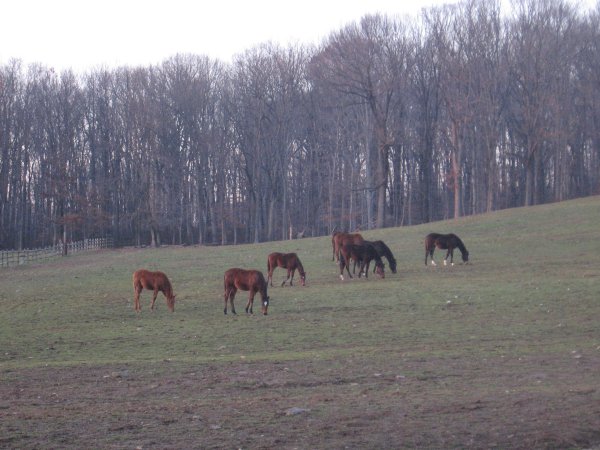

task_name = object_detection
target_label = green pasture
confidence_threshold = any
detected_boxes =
[1,196,599,448]
[2,197,599,368]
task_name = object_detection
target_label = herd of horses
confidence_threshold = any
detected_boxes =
[132,231,469,316]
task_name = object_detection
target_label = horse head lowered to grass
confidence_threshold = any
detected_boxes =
[267,252,306,287]
[223,268,270,315]
[132,269,176,312]
[424,233,469,266]
[364,240,397,274]
[339,243,385,280]
[332,231,364,262]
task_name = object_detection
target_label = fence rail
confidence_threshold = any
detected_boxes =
[0,238,114,268]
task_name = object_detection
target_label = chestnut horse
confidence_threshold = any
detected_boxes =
[223,268,270,315]
[132,269,176,312]
[267,252,306,287]
[332,231,364,262]
[364,240,397,274]
[339,243,385,280]
[424,233,469,266]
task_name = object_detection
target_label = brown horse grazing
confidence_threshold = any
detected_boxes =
[332,232,364,262]
[267,252,306,287]
[339,243,385,280]
[424,233,469,266]
[364,240,397,274]
[132,269,176,313]
[223,268,270,315]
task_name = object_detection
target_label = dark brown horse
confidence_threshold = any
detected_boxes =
[223,268,270,315]
[267,252,306,287]
[424,233,469,266]
[132,269,176,312]
[332,231,364,262]
[364,240,397,274]
[339,243,385,280]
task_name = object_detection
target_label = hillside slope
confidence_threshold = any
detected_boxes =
[1,196,599,449]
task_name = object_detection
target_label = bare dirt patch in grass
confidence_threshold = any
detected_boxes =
[2,350,599,449]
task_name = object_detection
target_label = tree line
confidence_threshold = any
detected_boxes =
[1,0,599,250]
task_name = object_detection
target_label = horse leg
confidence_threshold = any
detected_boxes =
[280,268,290,287]
[134,286,141,312]
[345,260,353,279]
[245,291,255,314]
[223,289,229,314]
[444,249,451,266]
[339,257,352,281]
[224,288,237,315]
[150,288,159,310]
[286,269,295,287]
[267,267,274,287]
[430,249,437,266]
[232,288,239,314]
[359,260,369,278]
[449,248,454,266]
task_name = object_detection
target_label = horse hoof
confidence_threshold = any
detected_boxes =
[339,275,344,281]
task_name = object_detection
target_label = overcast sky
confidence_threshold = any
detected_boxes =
[1,0,596,73]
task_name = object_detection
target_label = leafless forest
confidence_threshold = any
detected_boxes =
[1,0,599,250]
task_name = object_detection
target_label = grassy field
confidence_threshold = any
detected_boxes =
[1,196,600,449]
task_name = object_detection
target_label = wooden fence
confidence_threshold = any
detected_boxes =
[0,238,114,268]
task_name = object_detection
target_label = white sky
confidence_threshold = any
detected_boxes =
[1,0,597,73]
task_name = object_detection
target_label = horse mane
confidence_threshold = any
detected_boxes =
[452,234,468,255]
[376,241,396,266]
[295,256,305,274]
[162,276,173,293]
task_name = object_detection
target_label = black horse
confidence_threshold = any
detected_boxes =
[424,233,469,266]
[364,240,397,274]
[339,243,385,280]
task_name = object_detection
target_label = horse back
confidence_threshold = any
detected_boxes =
[425,233,445,250]
[269,252,301,270]
[133,269,160,288]
[225,268,267,292]
[284,252,300,269]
